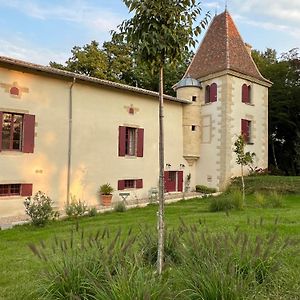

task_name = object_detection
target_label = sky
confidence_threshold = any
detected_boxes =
[0,0,299,65]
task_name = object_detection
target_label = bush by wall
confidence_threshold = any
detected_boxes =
[195,185,217,194]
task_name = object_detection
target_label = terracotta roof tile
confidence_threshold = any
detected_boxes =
[186,11,269,83]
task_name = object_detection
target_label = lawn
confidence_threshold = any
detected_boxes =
[0,176,299,299]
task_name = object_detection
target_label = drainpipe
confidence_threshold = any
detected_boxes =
[66,77,76,205]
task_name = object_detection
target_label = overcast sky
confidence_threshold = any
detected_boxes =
[0,0,299,65]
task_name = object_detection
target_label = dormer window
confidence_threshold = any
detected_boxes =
[242,84,251,103]
[205,83,217,103]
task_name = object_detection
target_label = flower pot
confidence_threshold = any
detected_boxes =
[101,194,112,207]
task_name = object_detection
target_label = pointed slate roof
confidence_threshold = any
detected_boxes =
[186,11,269,83]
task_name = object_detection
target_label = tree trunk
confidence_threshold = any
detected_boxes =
[157,66,165,275]
[241,165,245,204]
[271,138,278,169]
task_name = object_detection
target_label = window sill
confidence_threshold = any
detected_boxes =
[247,142,254,145]
[243,103,255,106]
[124,155,137,159]
[0,151,24,156]
[201,102,215,106]
[0,195,22,200]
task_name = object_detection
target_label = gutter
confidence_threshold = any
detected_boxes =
[66,78,76,205]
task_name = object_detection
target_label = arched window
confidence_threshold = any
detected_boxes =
[242,84,251,103]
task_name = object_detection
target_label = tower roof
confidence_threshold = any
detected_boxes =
[185,11,269,83]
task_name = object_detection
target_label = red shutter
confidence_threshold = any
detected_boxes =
[23,114,35,153]
[210,83,217,102]
[177,171,183,192]
[205,85,210,103]
[21,184,33,196]
[137,128,144,157]
[0,112,3,152]
[136,179,143,189]
[164,171,169,192]
[118,180,125,190]
[241,119,249,143]
[242,84,249,103]
[118,126,126,156]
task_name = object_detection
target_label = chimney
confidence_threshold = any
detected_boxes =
[245,43,252,56]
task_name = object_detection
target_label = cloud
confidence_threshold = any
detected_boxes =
[0,38,69,65]
[0,0,123,32]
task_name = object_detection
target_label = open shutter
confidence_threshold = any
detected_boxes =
[210,83,217,102]
[136,179,143,189]
[242,84,249,103]
[0,112,3,152]
[177,171,183,192]
[241,119,249,143]
[21,184,33,196]
[23,114,35,153]
[118,126,126,156]
[118,180,125,190]
[137,128,144,157]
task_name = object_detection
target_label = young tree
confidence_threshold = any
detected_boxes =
[234,135,255,204]
[116,0,209,274]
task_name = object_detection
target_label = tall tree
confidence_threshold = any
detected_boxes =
[116,0,209,274]
[252,48,300,175]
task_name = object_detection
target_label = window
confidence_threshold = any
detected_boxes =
[191,125,196,131]
[0,183,32,197]
[192,96,197,102]
[119,126,144,157]
[242,84,251,103]
[0,112,35,153]
[118,179,143,190]
[241,119,252,144]
[205,83,217,103]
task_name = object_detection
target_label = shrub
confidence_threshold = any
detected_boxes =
[195,185,217,194]
[65,197,87,218]
[254,192,267,207]
[268,191,284,208]
[231,189,244,210]
[87,207,98,217]
[24,191,56,226]
[114,201,126,212]
[209,196,234,212]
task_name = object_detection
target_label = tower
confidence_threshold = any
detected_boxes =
[176,11,272,190]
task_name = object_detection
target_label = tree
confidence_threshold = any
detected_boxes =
[50,41,108,79]
[234,135,255,204]
[117,0,209,274]
[252,48,300,175]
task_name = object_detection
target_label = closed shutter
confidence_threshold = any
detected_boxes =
[242,84,249,103]
[118,180,125,190]
[205,86,210,103]
[23,114,35,153]
[177,171,183,192]
[137,128,144,157]
[136,179,143,189]
[118,126,126,156]
[210,83,217,102]
[0,112,3,152]
[241,119,249,143]
[21,184,33,196]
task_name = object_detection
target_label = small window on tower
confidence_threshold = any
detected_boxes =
[191,125,196,131]
[192,96,197,102]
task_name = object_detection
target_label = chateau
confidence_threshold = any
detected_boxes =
[0,11,271,218]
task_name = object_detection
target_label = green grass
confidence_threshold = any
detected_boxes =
[0,176,300,299]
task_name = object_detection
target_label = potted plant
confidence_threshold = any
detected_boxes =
[98,183,114,207]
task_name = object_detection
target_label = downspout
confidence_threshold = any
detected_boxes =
[66,77,76,205]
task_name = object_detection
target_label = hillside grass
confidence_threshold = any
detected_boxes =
[0,176,299,299]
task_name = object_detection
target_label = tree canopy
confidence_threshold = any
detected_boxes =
[252,48,300,175]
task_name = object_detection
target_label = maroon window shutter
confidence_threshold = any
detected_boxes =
[242,84,249,103]
[21,184,33,196]
[136,179,143,189]
[210,83,217,102]
[118,126,126,156]
[118,180,125,190]
[23,114,35,153]
[241,119,249,143]
[177,171,183,192]
[205,85,210,103]
[0,112,3,152]
[137,128,144,157]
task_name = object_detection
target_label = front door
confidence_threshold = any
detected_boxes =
[164,171,183,192]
